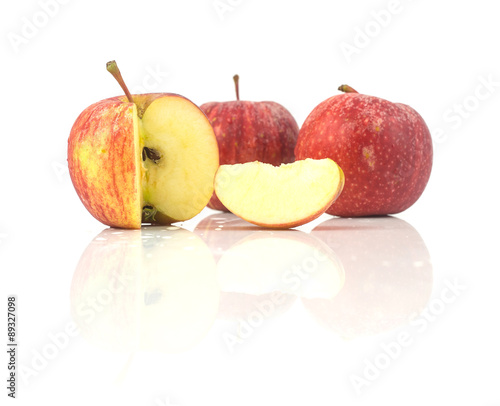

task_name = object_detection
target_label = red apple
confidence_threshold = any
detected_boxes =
[201,75,299,211]
[295,85,433,217]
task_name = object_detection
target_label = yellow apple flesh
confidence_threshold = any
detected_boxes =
[214,158,344,229]
[68,93,219,229]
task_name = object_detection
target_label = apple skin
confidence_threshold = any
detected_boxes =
[201,100,299,211]
[68,96,141,228]
[295,91,433,216]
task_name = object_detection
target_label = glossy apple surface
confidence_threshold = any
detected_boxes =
[295,86,432,216]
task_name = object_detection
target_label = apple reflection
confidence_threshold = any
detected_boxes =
[304,217,433,338]
[194,212,262,263]
[70,226,219,354]
[196,214,345,322]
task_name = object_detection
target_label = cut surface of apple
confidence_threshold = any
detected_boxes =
[138,95,219,223]
[214,158,344,229]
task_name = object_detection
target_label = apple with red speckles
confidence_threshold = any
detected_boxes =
[201,75,299,211]
[295,85,433,217]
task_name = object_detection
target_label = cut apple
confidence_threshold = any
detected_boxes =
[68,61,219,229]
[214,158,344,229]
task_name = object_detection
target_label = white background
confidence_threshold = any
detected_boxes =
[1,0,500,405]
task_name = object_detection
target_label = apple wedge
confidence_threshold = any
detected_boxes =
[68,61,219,228]
[214,158,344,228]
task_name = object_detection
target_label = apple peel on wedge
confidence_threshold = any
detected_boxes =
[214,158,344,229]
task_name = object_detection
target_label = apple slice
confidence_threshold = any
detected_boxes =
[214,158,344,228]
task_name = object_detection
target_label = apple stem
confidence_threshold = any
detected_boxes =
[338,85,359,94]
[233,74,240,101]
[106,60,135,104]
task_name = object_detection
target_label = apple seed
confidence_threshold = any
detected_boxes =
[142,147,161,164]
